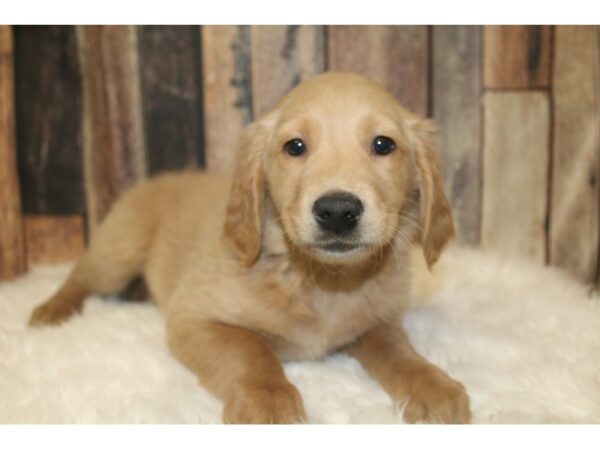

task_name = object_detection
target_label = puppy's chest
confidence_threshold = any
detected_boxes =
[259,274,408,361]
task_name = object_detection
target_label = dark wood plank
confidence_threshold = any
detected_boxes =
[550,26,599,283]
[251,25,325,116]
[328,26,429,117]
[137,25,204,174]
[482,92,550,262]
[202,25,253,172]
[432,26,482,246]
[484,25,551,89]
[24,215,85,265]
[13,25,85,215]
[77,26,147,234]
[0,25,27,280]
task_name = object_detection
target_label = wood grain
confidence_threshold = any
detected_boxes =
[484,25,551,89]
[328,26,429,117]
[24,215,85,265]
[202,25,253,172]
[482,92,550,262]
[432,26,482,246]
[137,25,203,174]
[0,25,11,55]
[0,25,27,280]
[550,26,600,283]
[13,26,85,215]
[77,26,147,234]
[251,25,325,116]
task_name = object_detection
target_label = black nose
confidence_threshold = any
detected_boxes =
[312,192,364,235]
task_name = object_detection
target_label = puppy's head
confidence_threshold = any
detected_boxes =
[224,72,453,268]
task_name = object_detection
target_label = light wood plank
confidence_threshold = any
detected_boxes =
[482,92,550,262]
[202,25,253,172]
[251,25,325,116]
[550,26,600,283]
[484,25,551,89]
[77,26,147,234]
[433,25,482,246]
[24,215,85,265]
[328,26,429,117]
[0,24,12,55]
[0,25,27,280]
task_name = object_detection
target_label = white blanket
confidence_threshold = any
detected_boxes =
[1,246,599,423]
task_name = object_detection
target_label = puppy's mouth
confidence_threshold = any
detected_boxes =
[315,241,363,253]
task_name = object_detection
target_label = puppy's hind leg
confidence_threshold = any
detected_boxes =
[29,187,156,327]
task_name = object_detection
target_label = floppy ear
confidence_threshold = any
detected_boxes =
[223,117,274,267]
[411,119,455,268]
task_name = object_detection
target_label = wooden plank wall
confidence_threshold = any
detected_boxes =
[13,26,86,266]
[551,26,600,283]
[77,25,147,233]
[328,26,429,116]
[432,26,482,246]
[1,25,599,288]
[0,26,27,280]
[138,26,204,174]
[201,25,252,172]
[481,26,553,263]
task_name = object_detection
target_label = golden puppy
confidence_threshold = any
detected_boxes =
[29,72,470,424]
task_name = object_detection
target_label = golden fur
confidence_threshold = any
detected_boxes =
[29,72,470,424]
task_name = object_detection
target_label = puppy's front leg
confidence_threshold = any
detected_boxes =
[167,319,306,424]
[346,323,470,424]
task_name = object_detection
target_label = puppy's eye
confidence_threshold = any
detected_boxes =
[283,138,306,157]
[372,136,396,156]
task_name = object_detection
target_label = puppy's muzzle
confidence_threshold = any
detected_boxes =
[312,192,363,235]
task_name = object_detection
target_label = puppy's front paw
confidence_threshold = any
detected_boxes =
[222,381,306,424]
[396,366,471,424]
[28,298,81,327]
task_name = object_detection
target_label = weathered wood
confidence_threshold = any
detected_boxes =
[13,26,85,214]
[24,215,85,265]
[202,25,253,172]
[328,25,429,117]
[0,25,27,280]
[481,92,550,262]
[433,26,482,246]
[251,25,325,116]
[484,25,551,89]
[137,25,204,174]
[77,26,147,234]
[0,25,11,55]
[550,26,600,283]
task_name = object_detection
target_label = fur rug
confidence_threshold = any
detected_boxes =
[1,246,600,424]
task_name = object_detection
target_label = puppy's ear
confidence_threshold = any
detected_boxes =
[410,119,455,268]
[223,114,275,267]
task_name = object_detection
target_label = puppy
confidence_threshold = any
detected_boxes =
[29,72,470,424]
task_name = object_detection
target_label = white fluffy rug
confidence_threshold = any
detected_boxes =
[2,246,600,424]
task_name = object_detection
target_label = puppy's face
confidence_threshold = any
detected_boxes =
[224,73,453,269]
[263,74,419,265]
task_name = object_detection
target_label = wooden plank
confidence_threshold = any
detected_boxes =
[481,92,550,262]
[432,26,482,246]
[328,26,429,117]
[550,26,600,283]
[201,25,253,173]
[251,25,325,116]
[137,25,204,174]
[77,26,147,234]
[13,26,85,214]
[0,25,27,280]
[24,215,85,265]
[484,25,551,89]
[0,25,11,55]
